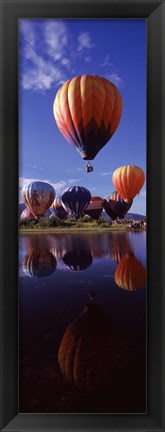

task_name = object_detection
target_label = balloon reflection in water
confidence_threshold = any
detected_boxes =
[58,303,127,392]
[22,235,57,278]
[63,250,92,271]
[108,232,133,263]
[115,252,146,291]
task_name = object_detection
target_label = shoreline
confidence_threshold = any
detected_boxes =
[19,226,146,234]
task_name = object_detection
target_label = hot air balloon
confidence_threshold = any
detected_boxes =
[20,208,34,221]
[85,196,104,220]
[22,248,57,278]
[58,302,127,392]
[103,191,133,220]
[63,250,92,271]
[21,181,55,218]
[50,196,68,220]
[61,186,91,219]
[53,75,122,170]
[114,252,146,291]
[112,166,145,202]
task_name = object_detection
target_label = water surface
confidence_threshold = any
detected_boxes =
[19,231,146,413]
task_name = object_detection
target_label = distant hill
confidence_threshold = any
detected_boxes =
[101,209,145,221]
[124,213,145,221]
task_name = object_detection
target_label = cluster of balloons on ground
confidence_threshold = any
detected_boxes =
[21,165,145,222]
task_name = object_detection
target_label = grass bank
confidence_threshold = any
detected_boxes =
[19,216,146,234]
[19,226,129,234]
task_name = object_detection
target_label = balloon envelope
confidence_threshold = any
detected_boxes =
[104,191,132,220]
[112,166,145,202]
[53,74,122,160]
[20,208,34,221]
[62,186,91,219]
[50,196,68,220]
[85,196,104,220]
[22,181,55,218]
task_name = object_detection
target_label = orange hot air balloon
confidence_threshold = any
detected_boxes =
[112,165,145,202]
[114,252,146,291]
[53,74,122,161]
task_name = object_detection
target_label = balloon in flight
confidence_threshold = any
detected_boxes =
[53,74,122,161]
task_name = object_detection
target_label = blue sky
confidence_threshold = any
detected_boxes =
[19,19,146,214]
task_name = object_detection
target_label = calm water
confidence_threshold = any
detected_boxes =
[19,231,146,413]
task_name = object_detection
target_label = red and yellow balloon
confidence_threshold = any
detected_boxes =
[53,74,122,161]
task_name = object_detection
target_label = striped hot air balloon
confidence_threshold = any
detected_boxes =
[21,181,55,218]
[20,208,34,221]
[50,196,68,220]
[112,166,145,202]
[22,249,57,278]
[53,74,122,161]
[62,186,91,219]
[103,191,133,220]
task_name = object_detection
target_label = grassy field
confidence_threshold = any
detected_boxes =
[19,216,146,234]
[19,222,134,233]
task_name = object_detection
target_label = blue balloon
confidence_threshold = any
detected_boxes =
[62,186,91,219]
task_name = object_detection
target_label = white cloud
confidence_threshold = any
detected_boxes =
[100,171,113,176]
[77,32,95,52]
[21,43,66,91]
[100,55,112,68]
[44,20,68,61]
[61,58,71,68]
[84,56,92,63]
[106,73,124,89]
[19,20,36,46]
[20,20,70,92]
[68,178,82,185]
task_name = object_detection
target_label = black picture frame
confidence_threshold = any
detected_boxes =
[0,0,165,431]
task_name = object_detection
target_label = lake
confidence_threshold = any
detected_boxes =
[19,231,146,413]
